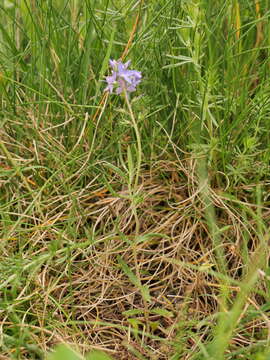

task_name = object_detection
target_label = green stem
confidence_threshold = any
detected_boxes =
[123,90,147,316]
[123,89,142,190]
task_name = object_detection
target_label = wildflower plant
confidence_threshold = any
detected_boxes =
[105,58,143,238]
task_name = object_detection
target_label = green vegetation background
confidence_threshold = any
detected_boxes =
[0,0,270,359]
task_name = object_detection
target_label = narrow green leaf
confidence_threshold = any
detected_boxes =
[122,309,143,316]
[127,145,134,184]
[95,26,116,98]
[117,256,151,303]
[151,308,174,318]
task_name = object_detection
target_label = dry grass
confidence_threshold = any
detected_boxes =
[1,135,269,358]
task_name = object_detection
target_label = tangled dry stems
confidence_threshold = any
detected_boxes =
[1,143,269,359]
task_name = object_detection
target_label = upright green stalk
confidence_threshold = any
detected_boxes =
[123,89,142,191]
[123,89,142,281]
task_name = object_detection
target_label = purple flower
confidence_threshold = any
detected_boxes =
[105,59,142,94]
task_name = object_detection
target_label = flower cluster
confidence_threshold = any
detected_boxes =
[105,59,142,94]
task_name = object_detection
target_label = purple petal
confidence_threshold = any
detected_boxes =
[124,60,131,69]
[116,86,124,94]
[109,59,117,69]
[127,85,136,92]
[131,78,141,86]
[117,61,126,73]
[122,69,141,82]
[104,84,114,93]
[130,70,142,80]
[119,71,133,84]
[106,73,117,84]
